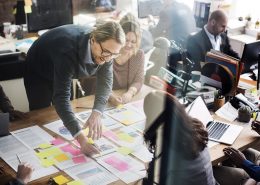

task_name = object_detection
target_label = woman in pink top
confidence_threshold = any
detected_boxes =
[109,13,145,105]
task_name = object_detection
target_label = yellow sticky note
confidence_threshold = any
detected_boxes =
[38,143,52,149]
[117,133,134,143]
[36,147,63,159]
[53,175,69,185]
[82,128,89,136]
[40,158,56,167]
[13,8,17,14]
[117,146,133,155]
[123,111,133,116]
[24,0,32,6]
[117,104,123,109]
[67,180,84,185]
[24,5,32,13]
[87,138,94,144]
[54,153,69,162]
[121,120,132,125]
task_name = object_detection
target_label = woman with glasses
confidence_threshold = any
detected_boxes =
[109,13,145,105]
[24,22,125,156]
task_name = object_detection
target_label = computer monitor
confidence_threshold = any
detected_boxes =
[241,40,260,73]
[27,0,73,32]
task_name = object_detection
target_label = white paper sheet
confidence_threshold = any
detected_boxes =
[65,160,118,185]
[44,120,74,140]
[2,151,58,181]
[11,125,54,149]
[97,152,146,184]
[215,102,238,122]
[0,135,30,158]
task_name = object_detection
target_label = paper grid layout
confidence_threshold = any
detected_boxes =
[2,150,58,181]
[104,104,145,126]
[102,126,143,148]
[44,120,74,140]
[97,152,146,184]
[75,110,123,129]
[11,125,54,149]
[65,160,118,185]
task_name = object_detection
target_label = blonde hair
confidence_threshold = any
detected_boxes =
[119,13,141,54]
[91,21,125,45]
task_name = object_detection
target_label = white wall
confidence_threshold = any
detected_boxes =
[0,78,29,112]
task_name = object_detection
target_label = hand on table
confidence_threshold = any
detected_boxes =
[83,111,102,140]
[109,94,123,106]
[122,92,133,104]
[252,121,260,135]
[223,147,246,167]
[10,110,28,121]
[16,163,34,184]
[76,132,100,156]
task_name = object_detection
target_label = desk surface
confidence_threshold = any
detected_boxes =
[2,84,260,183]
[1,85,153,185]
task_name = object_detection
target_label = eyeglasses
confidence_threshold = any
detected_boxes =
[98,42,120,58]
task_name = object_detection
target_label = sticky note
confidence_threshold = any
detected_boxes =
[24,0,32,6]
[53,175,69,185]
[67,180,84,185]
[87,138,94,144]
[38,143,52,149]
[104,156,129,171]
[121,120,131,125]
[117,104,123,109]
[117,133,134,143]
[24,5,32,13]
[40,158,56,167]
[72,155,87,164]
[36,147,63,159]
[103,130,118,140]
[13,8,17,14]
[60,144,82,156]
[54,153,69,162]
[117,147,133,155]
[51,138,65,146]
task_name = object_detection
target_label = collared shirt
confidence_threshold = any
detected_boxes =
[84,39,95,64]
[204,25,221,51]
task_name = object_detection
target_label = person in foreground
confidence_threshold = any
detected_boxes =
[24,22,125,156]
[6,163,34,185]
[109,13,144,106]
[187,9,239,71]
[143,90,218,185]
[0,85,26,121]
[214,120,260,185]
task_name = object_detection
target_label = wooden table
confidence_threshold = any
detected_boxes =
[2,84,260,183]
[1,85,153,185]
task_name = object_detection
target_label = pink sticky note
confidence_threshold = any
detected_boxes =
[103,130,118,140]
[51,138,65,146]
[60,144,82,156]
[104,156,129,171]
[72,155,87,164]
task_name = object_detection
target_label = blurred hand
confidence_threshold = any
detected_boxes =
[122,92,133,104]
[16,163,34,184]
[9,110,27,121]
[252,121,260,135]
[223,147,246,167]
[109,94,123,106]
[83,111,102,140]
[76,132,100,156]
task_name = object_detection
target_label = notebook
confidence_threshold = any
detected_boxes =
[187,96,243,145]
[0,113,10,136]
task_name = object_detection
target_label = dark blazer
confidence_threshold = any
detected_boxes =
[186,27,239,71]
[25,24,113,136]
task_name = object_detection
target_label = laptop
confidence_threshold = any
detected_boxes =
[0,113,10,136]
[187,96,243,145]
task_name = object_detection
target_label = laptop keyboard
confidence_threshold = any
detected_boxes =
[207,121,230,140]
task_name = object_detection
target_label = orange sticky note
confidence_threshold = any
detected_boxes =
[24,0,32,6]
[54,153,69,162]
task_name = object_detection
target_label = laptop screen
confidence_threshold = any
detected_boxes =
[187,96,213,127]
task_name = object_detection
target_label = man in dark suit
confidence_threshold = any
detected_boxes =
[187,10,239,71]
[24,22,125,156]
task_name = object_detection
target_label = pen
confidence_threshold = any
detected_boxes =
[16,154,21,164]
